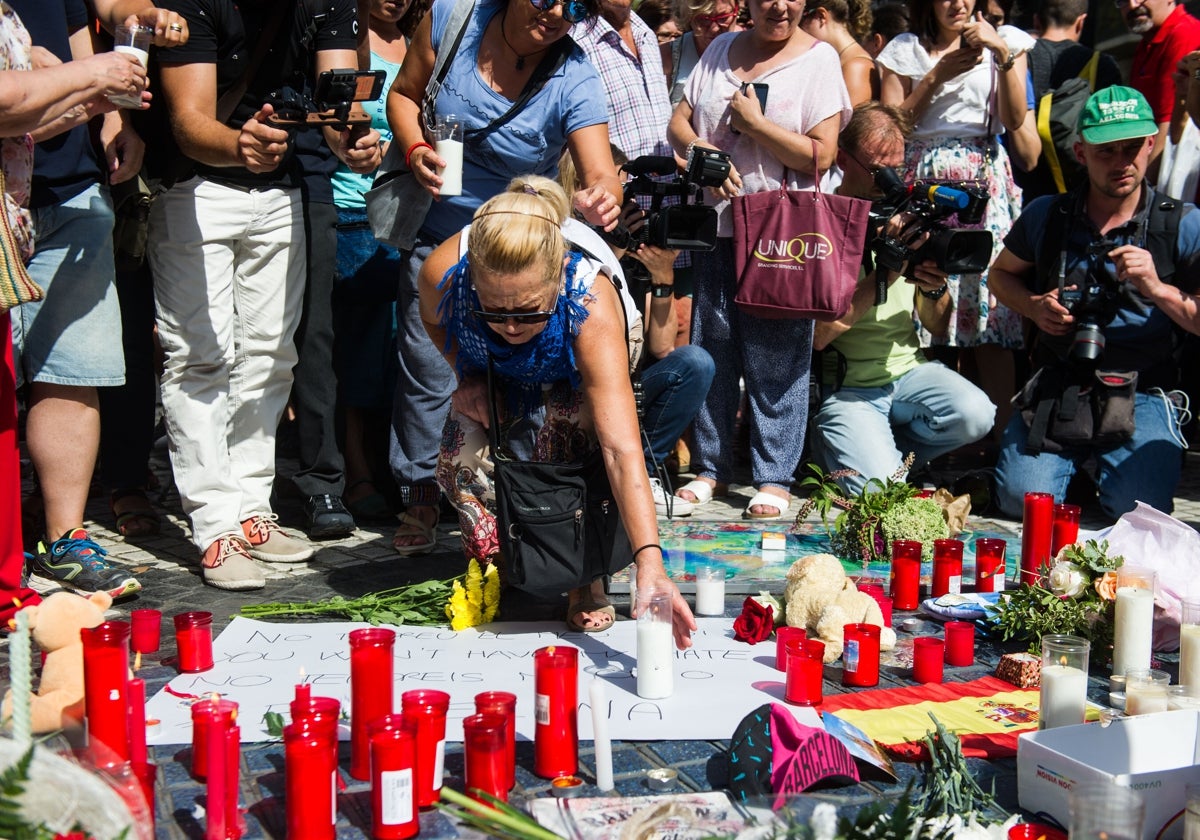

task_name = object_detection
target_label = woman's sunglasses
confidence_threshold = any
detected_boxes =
[694,10,737,26]
[471,307,557,325]
[529,0,589,24]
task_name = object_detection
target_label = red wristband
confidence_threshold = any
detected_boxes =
[406,141,433,169]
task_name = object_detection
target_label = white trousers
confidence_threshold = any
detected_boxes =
[148,176,306,551]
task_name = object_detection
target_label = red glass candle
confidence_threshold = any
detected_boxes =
[81,620,131,768]
[463,712,509,803]
[349,627,396,781]
[842,623,880,687]
[128,677,148,766]
[369,715,418,840]
[1050,503,1081,556]
[784,643,823,706]
[858,583,893,626]
[205,701,229,840]
[1021,492,1054,585]
[775,626,806,672]
[912,637,944,683]
[931,539,964,597]
[290,694,341,748]
[191,697,237,780]
[400,689,450,808]
[130,609,162,654]
[974,538,1007,593]
[284,721,338,840]
[132,760,157,829]
[890,540,922,611]
[533,645,578,779]
[225,724,241,839]
[174,611,214,673]
[475,691,516,792]
[944,620,975,666]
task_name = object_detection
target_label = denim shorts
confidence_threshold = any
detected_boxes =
[10,183,124,388]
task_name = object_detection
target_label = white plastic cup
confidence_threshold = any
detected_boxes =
[434,115,463,196]
[109,24,152,108]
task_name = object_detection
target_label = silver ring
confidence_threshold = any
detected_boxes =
[168,23,183,31]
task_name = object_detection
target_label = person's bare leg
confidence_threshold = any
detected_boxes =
[26,383,100,540]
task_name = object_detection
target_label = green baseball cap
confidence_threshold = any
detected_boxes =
[1077,86,1158,144]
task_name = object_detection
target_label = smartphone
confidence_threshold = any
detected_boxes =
[313,69,387,108]
[730,82,768,134]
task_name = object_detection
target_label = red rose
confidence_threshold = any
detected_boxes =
[733,596,774,644]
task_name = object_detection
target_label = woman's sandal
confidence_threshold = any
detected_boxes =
[392,507,438,556]
[742,490,790,521]
[566,600,617,633]
[110,489,161,538]
[345,479,392,522]
[674,479,722,507]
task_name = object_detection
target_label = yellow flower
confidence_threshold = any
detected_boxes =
[482,563,500,623]
[465,558,484,610]
[446,580,478,631]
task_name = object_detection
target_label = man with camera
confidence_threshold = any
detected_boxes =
[989,86,1200,520]
[147,0,382,588]
[809,103,996,496]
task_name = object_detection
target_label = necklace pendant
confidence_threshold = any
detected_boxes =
[516,55,525,70]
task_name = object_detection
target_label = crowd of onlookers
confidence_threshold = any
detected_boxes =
[3,0,1200,618]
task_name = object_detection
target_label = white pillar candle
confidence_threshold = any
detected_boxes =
[436,139,464,196]
[636,620,674,700]
[1113,585,1155,676]
[589,678,613,791]
[1040,664,1088,729]
[694,568,725,616]
[1181,623,1200,691]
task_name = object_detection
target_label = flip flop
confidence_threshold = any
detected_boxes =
[742,490,789,521]
[674,479,719,506]
[392,509,437,556]
[566,600,616,633]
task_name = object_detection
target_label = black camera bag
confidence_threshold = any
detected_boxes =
[1017,366,1137,453]
[484,360,630,597]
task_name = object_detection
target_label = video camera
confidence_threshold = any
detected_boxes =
[602,148,732,252]
[1059,236,1128,363]
[266,69,386,129]
[869,166,993,303]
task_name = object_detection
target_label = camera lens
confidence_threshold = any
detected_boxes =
[1070,322,1106,362]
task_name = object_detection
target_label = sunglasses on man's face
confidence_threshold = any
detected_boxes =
[529,0,589,23]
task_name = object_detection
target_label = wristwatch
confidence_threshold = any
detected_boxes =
[919,284,949,300]
[650,284,674,298]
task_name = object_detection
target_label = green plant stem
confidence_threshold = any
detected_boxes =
[436,787,566,840]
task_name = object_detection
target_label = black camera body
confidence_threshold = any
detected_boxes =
[870,167,994,280]
[266,69,386,129]
[606,148,732,252]
[1059,237,1126,363]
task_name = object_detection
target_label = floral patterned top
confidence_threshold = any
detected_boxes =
[0,1,34,261]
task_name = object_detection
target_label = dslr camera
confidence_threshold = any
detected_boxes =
[869,166,994,286]
[1059,237,1127,363]
[267,69,386,129]
[603,147,732,252]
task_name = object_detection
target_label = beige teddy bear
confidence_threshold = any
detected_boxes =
[2,590,113,733]
[783,553,897,663]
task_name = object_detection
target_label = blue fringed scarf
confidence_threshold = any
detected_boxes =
[438,249,592,414]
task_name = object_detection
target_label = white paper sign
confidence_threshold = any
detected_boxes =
[145,617,820,745]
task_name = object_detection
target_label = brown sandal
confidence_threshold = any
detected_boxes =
[111,489,161,538]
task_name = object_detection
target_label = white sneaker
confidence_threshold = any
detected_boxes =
[651,477,693,518]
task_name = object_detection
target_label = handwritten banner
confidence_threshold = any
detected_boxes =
[145,617,821,745]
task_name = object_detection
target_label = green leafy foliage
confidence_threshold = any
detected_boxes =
[918,714,997,817]
[0,746,122,840]
[240,577,461,625]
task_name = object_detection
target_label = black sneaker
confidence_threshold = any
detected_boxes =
[304,494,356,539]
[32,529,142,599]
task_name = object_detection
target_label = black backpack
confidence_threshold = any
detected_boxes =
[1033,51,1100,194]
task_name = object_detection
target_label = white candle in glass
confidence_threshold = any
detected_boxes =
[694,567,725,616]
[1181,598,1200,690]
[1113,584,1155,676]
[1040,663,1088,728]
[636,592,674,700]
[1125,681,1169,715]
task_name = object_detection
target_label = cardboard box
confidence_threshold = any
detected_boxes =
[1017,709,1200,840]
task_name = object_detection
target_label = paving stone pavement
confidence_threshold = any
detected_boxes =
[10,444,1200,839]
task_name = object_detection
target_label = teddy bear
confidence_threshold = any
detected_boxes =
[2,590,113,733]
[783,553,897,663]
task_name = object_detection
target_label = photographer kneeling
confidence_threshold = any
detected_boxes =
[809,103,995,496]
[989,87,1200,520]
[419,175,697,645]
